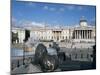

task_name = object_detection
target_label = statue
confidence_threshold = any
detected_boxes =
[34,43,59,72]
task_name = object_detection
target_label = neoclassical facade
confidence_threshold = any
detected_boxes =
[11,17,96,43]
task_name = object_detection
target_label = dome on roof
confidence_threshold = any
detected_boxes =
[80,16,88,27]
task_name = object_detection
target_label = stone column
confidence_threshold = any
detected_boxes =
[78,30,79,39]
[88,30,90,39]
[80,30,81,39]
[75,30,76,39]
[79,30,80,39]
[80,30,82,39]
[89,30,91,39]
[88,30,89,39]
[87,30,88,39]
[77,30,78,39]
[76,30,77,39]
[82,30,83,39]
[83,30,84,39]
[84,30,86,39]
[90,30,92,39]
[81,30,82,39]
[79,30,81,39]
[90,30,91,39]
[86,30,88,39]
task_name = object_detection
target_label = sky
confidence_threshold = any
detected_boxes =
[11,0,96,27]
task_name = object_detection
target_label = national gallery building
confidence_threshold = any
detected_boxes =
[11,17,96,43]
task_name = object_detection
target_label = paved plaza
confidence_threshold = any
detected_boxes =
[11,42,95,74]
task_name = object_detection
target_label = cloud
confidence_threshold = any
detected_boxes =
[31,21,45,27]
[26,2,36,8]
[43,5,56,11]
[49,7,56,11]
[78,6,83,10]
[12,19,39,28]
[66,5,75,10]
[44,6,49,10]
[65,5,84,11]
[28,2,33,6]
[43,6,65,12]
[17,19,45,28]
[43,5,66,12]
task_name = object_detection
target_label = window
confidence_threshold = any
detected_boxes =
[63,36,64,39]
[66,36,67,39]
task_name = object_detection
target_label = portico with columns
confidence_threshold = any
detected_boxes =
[74,29,92,39]
[73,16,95,42]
